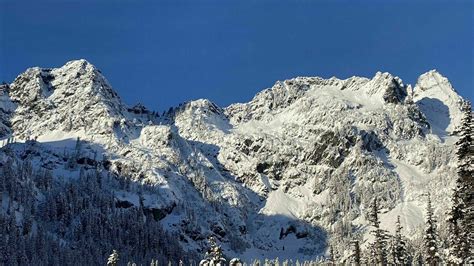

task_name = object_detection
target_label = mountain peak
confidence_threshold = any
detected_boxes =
[414,69,461,100]
[63,58,94,67]
[416,69,456,93]
[7,60,129,140]
[60,59,98,76]
[10,59,109,99]
[364,71,407,104]
[413,70,465,136]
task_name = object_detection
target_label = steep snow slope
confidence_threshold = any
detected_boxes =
[414,70,465,139]
[0,60,467,260]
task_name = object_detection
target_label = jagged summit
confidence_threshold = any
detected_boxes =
[63,58,94,68]
[0,60,469,260]
[414,70,465,135]
[7,59,155,141]
[365,71,407,104]
[416,69,455,91]
[225,70,453,127]
[177,98,224,114]
[11,59,113,100]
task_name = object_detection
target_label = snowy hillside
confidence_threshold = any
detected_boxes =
[0,60,467,263]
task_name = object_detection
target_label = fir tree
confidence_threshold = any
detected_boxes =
[446,187,466,264]
[348,240,361,266]
[205,236,225,265]
[66,137,82,169]
[451,100,474,263]
[107,250,119,266]
[273,257,280,266]
[328,245,336,264]
[390,216,410,264]
[253,259,261,266]
[230,258,243,266]
[423,194,440,265]
[368,197,388,265]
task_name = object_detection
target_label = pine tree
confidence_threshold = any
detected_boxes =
[328,245,336,264]
[446,187,466,264]
[274,257,280,266]
[368,197,388,265]
[253,259,261,266]
[390,216,409,264]
[66,137,82,169]
[205,236,225,265]
[450,100,474,263]
[423,194,440,265]
[264,258,270,266]
[348,240,361,266]
[230,258,243,266]
[107,250,119,266]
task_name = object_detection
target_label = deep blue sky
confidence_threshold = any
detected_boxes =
[1,0,472,111]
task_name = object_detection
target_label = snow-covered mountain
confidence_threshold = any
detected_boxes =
[0,59,467,262]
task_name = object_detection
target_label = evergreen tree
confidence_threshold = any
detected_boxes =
[328,245,336,264]
[450,100,473,263]
[253,259,261,266]
[0,154,194,265]
[446,187,466,264]
[423,194,440,265]
[390,216,410,264]
[348,240,361,266]
[205,236,225,265]
[264,258,270,266]
[107,250,119,266]
[66,137,82,169]
[230,258,243,266]
[273,257,279,266]
[367,197,388,265]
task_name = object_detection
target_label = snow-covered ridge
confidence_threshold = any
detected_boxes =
[0,59,468,260]
[226,71,416,126]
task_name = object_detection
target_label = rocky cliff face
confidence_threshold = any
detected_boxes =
[0,60,467,260]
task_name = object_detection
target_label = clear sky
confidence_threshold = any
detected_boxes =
[1,0,472,111]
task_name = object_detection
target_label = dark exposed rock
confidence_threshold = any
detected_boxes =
[144,203,176,221]
[77,157,97,167]
[115,200,134,208]
[383,78,407,104]
[128,103,150,114]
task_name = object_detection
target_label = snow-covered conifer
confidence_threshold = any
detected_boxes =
[264,258,270,266]
[348,240,361,266]
[107,250,119,266]
[368,197,389,264]
[446,186,467,264]
[451,100,474,262]
[328,245,335,264]
[390,216,409,264]
[252,259,261,266]
[274,257,280,266]
[205,236,225,265]
[423,194,440,265]
[230,258,243,266]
